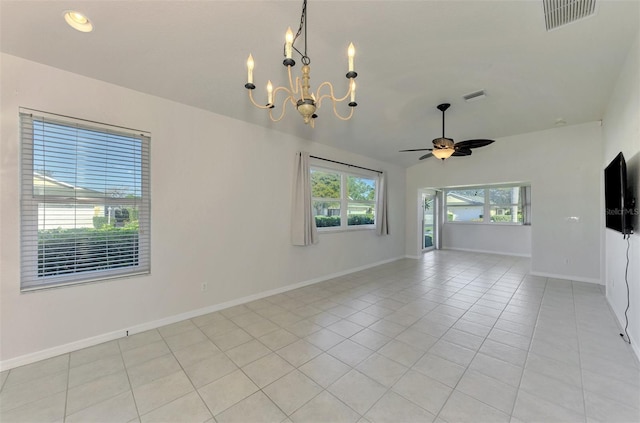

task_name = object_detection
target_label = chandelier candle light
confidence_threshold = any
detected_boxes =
[244,0,358,128]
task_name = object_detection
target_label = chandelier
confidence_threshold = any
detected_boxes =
[244,0,358,128]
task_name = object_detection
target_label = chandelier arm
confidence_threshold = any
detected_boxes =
[315,81,351,106]
[331,103,355,121]
[247,90,273,110]
[268,99,290,122]
[287,66,300,98]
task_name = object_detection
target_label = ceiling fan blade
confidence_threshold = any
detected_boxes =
[399,148,434,152]
[419,152,434,160]
[452,148,472,157]
[455,139,495,149]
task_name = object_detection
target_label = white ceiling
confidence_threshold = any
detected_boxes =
[1,1,638,168]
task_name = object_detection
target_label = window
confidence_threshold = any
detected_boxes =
[446,185,529,224]
[311,167,377,230]
[20,110,150,290]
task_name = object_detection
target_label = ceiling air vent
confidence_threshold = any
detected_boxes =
[463,90,486,103]
[543,0,596,31]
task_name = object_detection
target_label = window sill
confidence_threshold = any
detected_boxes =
[317,225,376,234]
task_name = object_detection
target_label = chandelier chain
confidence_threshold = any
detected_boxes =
[284,0,310,63]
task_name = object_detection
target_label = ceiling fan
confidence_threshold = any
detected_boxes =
[399,103,495,160]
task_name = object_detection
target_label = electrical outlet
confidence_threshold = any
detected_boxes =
[201,282,208,292]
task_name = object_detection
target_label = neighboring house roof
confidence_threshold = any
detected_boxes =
[33,172,102,197]
[446,193,484,206]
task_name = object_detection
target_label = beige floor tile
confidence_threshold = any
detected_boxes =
[244,319,280,338]
[468,352,523,387]
[478,338,528,367]
[0,370,68,412]
[512,390,585,423]
[456,369,518,414]
[394,328,439,351]
[127,354,182,388]
[66,371,130,416]
[263,369,323,415]
[520,369,584,414]
[68,354,125,388]
[411,353,466,388]
[226,339,271,367]
[0,391,66,423]
[285,319,324,338]
[157,320,198,338]
[391,370,451,415]
[70,341,120,368]
[290,390,361,423]
[3,355,69,388]
[140,391,212,423]
[199,318,240,339]
[377,339,423,367]
[439,390,510,423]
[258,328,300,351]
[172,340,220,368]
[208,328,253,351]
[198,369,258,416]
[242,353,295,388]
[356,353,408,388]
[183,352,238,388]
[66,390,137,423]
[132,370,194,415]
[215,391,286,423]
[428,340,476,367]
[122,341,171,368]
[277,339,322,367]
[584,390,640,423]
[299,353,352,388]
[350,328,392,351]
[365,391,435,423]
[327,340,374,367]
[163,328,208,351]
[328,370,386,415]
[303,327,345,350]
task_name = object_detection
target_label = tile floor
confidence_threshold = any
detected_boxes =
[1,251,639,423]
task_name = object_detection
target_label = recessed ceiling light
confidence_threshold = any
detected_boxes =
[64,10,93,32]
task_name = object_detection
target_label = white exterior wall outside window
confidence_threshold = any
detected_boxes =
[20,110,151,291]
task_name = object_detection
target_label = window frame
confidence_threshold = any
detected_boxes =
[20,109,151,291]
[310,164,378,232]
[445,184,529,225]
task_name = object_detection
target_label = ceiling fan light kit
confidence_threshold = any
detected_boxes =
[244,0,358,128]
[399,103,495,161]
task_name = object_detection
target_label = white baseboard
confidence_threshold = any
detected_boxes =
[443,247,531,258]
[529,271,601,285]
[0,256,404,371]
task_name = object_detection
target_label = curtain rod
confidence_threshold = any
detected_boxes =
[309,155,382,174]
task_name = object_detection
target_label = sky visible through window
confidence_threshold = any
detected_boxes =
[33,120,143,198]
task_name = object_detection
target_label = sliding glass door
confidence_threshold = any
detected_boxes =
[422,192,436,251]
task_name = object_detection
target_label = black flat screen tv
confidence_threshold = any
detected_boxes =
[604,152,632,235]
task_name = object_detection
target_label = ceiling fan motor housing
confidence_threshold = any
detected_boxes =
[432,137,454,149]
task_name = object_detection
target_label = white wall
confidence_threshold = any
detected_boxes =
[406,121,603,282]
[0,54,406,368]
[442,224,531,257]
[602,31,640,355]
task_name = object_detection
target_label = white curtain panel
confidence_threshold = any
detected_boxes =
[376,172,390,235]
[291,151,318,246]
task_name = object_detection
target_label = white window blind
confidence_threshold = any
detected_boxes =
[20,109,151,291]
